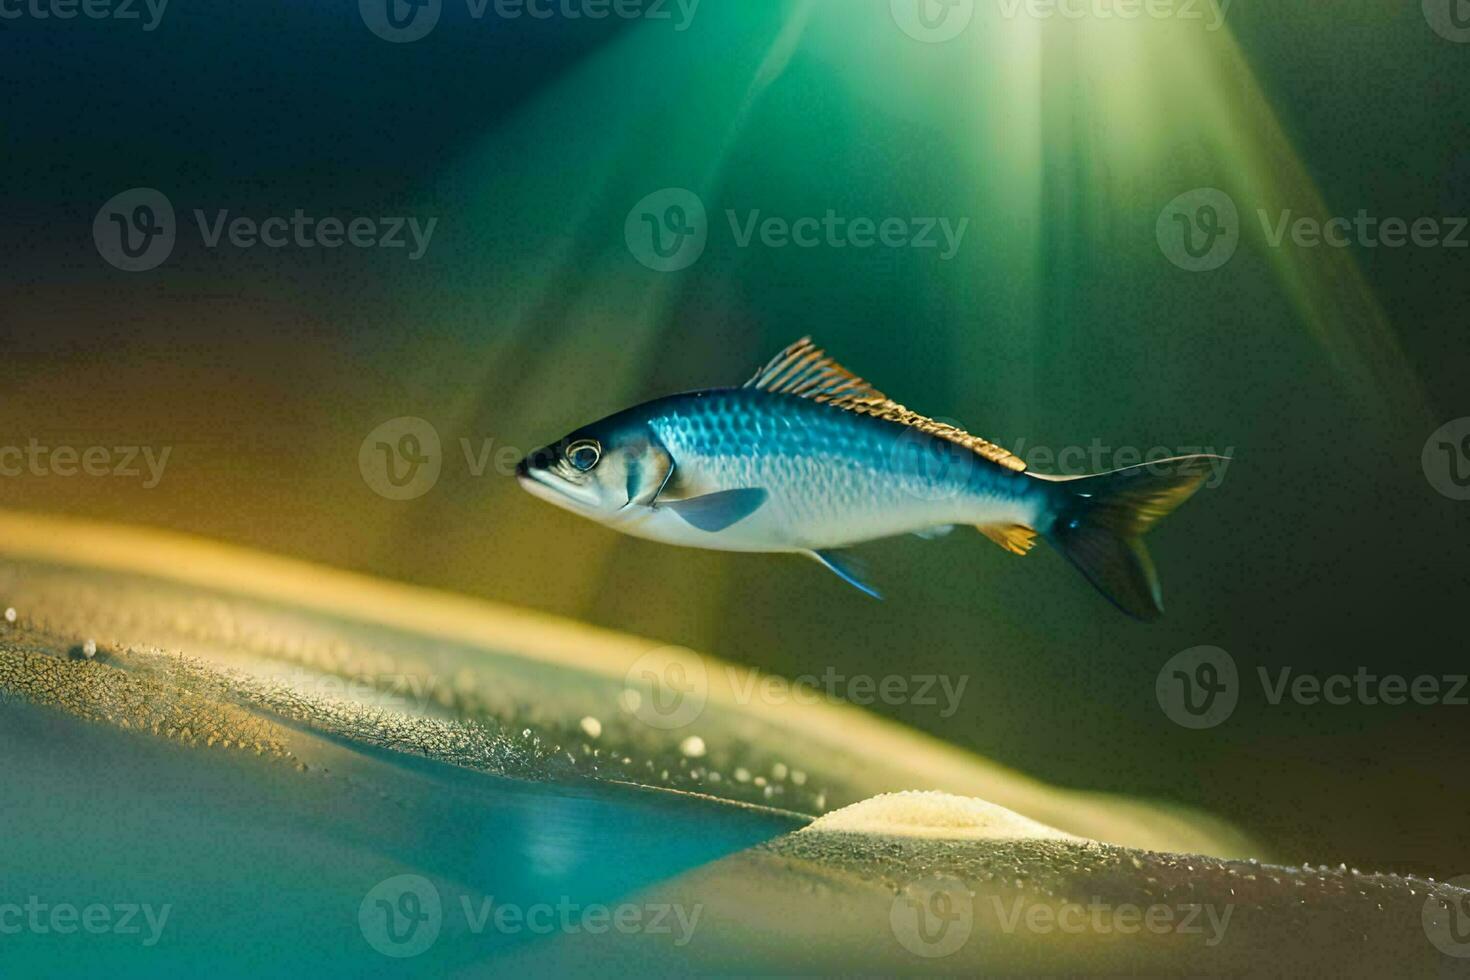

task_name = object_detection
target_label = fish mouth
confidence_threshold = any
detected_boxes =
[515,454,600,512]
[514,457,558,499]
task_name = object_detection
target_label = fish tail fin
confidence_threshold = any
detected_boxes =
[1039,455,1224,621]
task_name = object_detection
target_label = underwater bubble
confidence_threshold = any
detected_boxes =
[678,735,706,758]
[579,716,602,738]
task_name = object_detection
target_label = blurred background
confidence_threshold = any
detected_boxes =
[3,0,1468,877]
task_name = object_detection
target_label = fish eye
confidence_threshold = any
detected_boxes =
[565,439,602,472]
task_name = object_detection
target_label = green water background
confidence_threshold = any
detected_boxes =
[2,1,1468,875]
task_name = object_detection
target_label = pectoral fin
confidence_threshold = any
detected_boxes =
[807,549,883,600]
[663,488,768,532]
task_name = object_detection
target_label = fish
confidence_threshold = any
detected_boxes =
[515,338,1225,619]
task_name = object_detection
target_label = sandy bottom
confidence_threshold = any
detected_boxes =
[0,510,1461,976]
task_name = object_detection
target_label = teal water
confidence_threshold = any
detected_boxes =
[1,700,800,977]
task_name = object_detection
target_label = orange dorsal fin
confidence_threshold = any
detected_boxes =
[745,338,1027,472]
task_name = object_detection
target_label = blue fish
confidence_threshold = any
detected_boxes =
[517,338,1224,619]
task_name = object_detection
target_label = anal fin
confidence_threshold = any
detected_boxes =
[978,524,1038,556]
[806,549,882,600]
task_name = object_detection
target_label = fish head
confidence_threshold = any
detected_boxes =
[516,413,673,523]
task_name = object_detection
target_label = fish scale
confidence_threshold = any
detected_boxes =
[646,390,1009,549]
